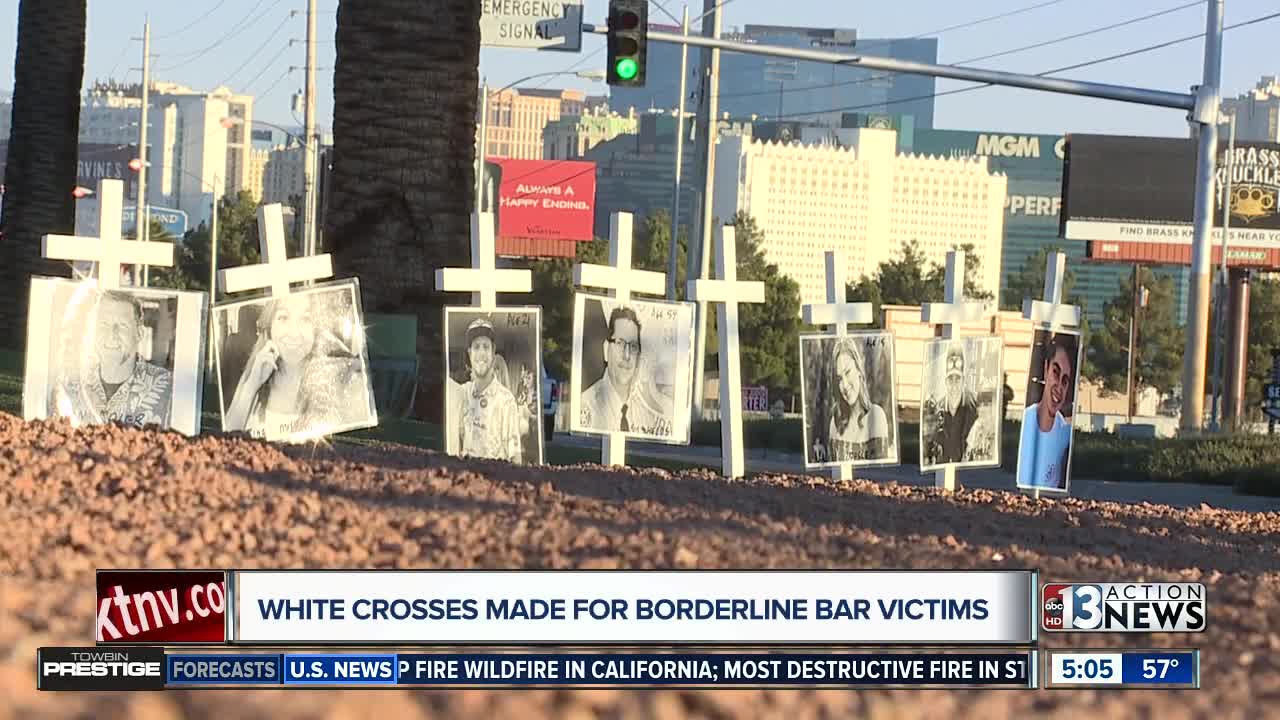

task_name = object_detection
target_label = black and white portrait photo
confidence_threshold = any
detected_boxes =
[1016,330,1082,493]
[919,336,1003,472]
[444,307,543,465]
[213,279,376,443]
[800,332,899,468]
[23,277,207,436]
[570,293,696,445]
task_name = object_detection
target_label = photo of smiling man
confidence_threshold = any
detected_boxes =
[1016,330,1082,493]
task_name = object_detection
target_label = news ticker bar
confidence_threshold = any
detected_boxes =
[97,569,1040,645]
[38,648,1039,690]
[1044,649,1199,689]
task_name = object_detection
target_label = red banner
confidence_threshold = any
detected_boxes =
[96,570,227,644]
[1086,240,1280,270]
[483,158,596,247]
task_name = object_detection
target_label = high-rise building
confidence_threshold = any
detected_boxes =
[478,87,587,160]
[584,111,753,239]
[543,105,639,160]
[78,81,254,225]
[262,143,306,206]
[712,128,1006,307]
[609,25,937,129]
[247,148,269,202]
[1223,76,1280,142]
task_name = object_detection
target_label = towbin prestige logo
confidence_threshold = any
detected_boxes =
[1042,583,1206,632]
[38,647,166,691]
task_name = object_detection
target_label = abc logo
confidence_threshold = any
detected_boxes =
[1044,599,1063,612]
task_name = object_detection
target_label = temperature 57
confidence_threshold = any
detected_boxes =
[1143,657,1180,679]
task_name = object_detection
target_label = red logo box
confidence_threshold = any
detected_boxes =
[1041,583,1071,631]
[96,570,226,644]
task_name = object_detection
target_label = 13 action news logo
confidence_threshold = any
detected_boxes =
[1042,583,1206,632]
[38,647,166,691]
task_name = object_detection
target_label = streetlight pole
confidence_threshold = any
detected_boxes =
[303,0,318,257]
[136,18,151,286]
[666,5,690,301]
[689,0,722,424]
[1210,110,1236,432]
[207,173,220,378]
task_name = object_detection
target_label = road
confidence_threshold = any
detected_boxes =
[551,434,1280,513]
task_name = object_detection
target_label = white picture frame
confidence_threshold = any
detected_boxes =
[799,330,900,469]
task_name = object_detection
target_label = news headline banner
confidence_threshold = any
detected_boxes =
[232,571,1036,644]
[37,648,1036,690]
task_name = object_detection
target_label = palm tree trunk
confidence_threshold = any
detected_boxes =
[326,0,481,422]
[0,0,87,349]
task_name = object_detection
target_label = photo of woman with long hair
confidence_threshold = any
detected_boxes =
[801,331,899,469]
[216,282,376,443]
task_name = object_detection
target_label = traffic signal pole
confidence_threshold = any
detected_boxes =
[585,0,1223,433]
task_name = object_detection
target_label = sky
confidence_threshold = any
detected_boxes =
[0,0,1275,137]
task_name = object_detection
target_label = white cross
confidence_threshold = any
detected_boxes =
[1022,251,1081,331]
[574,212,666,467]
[920,249,995,492]
[434,212,532,310]
[801,250,873,482]
[219,203,334,297]
[41,179,172,291]
[687,224,765,479]
[1021,251,1080,500]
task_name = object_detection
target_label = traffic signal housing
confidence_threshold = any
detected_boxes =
[607,0,647,87]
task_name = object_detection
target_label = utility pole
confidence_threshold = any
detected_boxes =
[207,175,220,380]
[1210,110,1236,431]
[666,5,690,301]
[136,19,151,286]
[1179,0,1225,433]
[476,80,489,213]
[302,0,318,256]
[689,0,722,424]
[1127,264,1142,423]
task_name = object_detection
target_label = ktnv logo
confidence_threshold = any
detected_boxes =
[1042,583,1206,632]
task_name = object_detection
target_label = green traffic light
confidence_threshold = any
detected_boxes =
[614,57,638,81]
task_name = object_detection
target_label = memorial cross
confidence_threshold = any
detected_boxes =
[434,213,532,310]
[574,212,667,466]
[220,203,334,297]
[801,250,873,482]
[920,249,994,492]
[686,224,766,479]
[42,179,172,291]
[1021,251,1081,499]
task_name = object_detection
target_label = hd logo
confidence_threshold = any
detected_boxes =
[1042,583,1206,632]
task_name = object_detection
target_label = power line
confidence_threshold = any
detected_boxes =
[258,68,294,99]
[242,42,294,92]
[766,8,1280,121]
[154,0,281,71]
[218,13,295,88]
[715,0,1201,102]
[153,0,231,41]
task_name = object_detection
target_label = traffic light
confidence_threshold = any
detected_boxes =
[607,0,647,87]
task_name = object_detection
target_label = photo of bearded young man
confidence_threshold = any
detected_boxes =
[1016,330,1082,493]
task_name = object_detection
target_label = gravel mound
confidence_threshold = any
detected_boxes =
[1,412,1278,719]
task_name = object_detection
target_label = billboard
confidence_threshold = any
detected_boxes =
[480,158,596,257]
[0,142,139,199]
[1062,134,1280,249]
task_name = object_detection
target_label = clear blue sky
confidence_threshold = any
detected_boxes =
[0,0,1275,137]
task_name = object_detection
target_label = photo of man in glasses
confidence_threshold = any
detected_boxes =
[571,294,697,443]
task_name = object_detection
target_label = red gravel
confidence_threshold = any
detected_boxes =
[1,411,1278,719]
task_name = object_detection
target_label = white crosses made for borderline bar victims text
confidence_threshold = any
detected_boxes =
[802,250,873,482]
[1023,251,1081,332]
[434,213,532,310]
[41,179,172,291]
[220,204,334,297]
[575,212,666,467]
[920,249,994,492]
[687,224,766,479]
